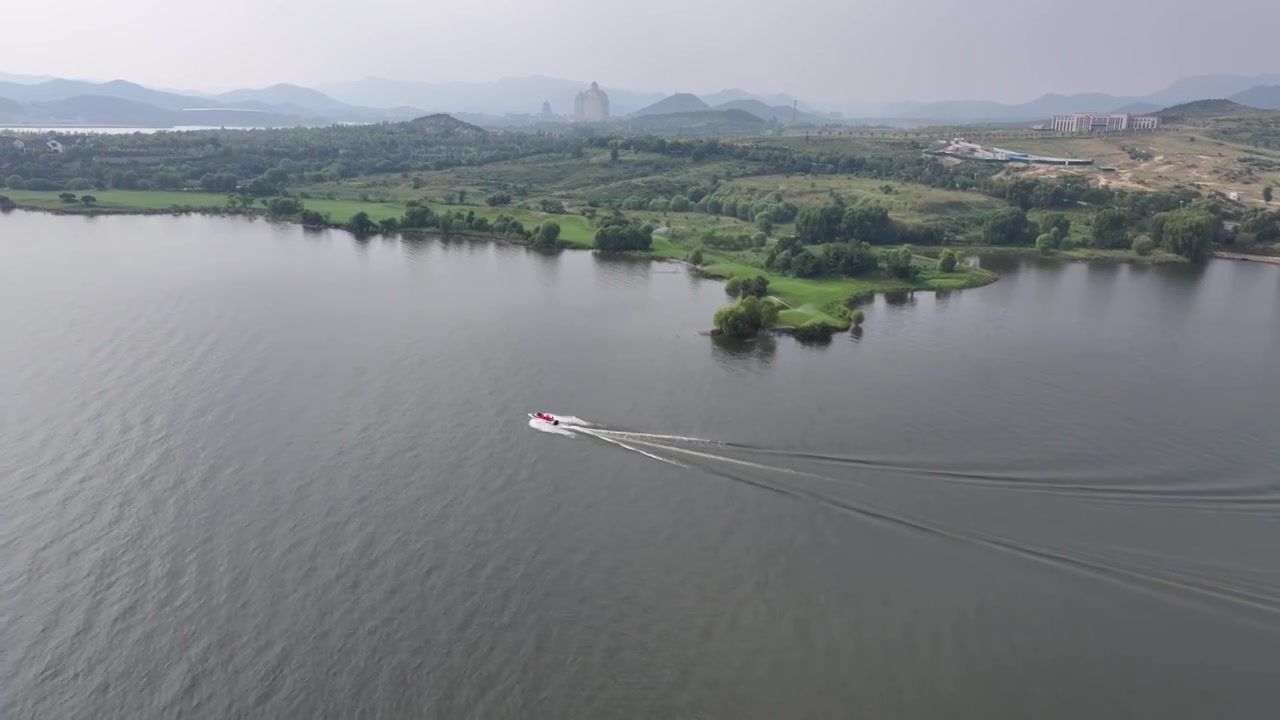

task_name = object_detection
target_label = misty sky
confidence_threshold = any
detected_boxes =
[3,0,1277,105]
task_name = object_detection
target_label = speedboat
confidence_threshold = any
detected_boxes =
[529,412,559,426]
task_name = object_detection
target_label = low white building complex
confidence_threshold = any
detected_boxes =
[1051,113,1160,133]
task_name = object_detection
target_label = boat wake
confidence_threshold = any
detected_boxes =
[529,415,1280,620]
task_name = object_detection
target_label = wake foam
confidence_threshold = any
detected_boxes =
[527,417,576,437]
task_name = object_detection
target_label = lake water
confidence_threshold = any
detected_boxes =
[2,212,1279,719]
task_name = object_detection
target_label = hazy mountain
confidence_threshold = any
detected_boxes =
[700,88,818,112]
[617,109,767,136]
[878,92,1148,122]
[28,95,180,125]
[1228,85,1280,110]
[632,93,710,117]
[215,83,354,114]
[0,79,204,110]
[318,75,666,116]
[712,99,832,125]
[1112,102,1162,115]
[1145,74,1280,107]
[1155,99,1257,121]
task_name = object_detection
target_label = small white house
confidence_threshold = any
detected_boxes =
[46,138,66,153]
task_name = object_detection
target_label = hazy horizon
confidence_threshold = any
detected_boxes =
[3,0,1279,108]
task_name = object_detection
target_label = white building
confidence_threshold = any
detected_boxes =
[574,81,609,123]
[1051,113,1160,133]
[1130,115,1161,131]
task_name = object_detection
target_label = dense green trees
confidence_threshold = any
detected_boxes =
[982,207,1034,245]
[1090,208,1131,249]
[298,209,326,226]
[713,296,779,338]
[347,212,375,235]
[725,275,770,297]
[594,216,653,251]
[880,246,917,279]
[265,197,303,216]
[534,221,560,248]
[937,249,958,272]
[1153,209,1218,261]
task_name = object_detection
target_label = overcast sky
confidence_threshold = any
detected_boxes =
[3,0,1277,105]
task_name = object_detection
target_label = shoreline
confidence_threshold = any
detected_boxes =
[2,197,1000,331]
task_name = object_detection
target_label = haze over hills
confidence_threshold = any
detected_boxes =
[3,71,1280,129]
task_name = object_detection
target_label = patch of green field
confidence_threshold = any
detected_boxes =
[3,189,227,211]
[698,250,997,328]
[722,175,1004,226]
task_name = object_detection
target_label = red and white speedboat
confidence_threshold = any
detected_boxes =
[529,412,559,426]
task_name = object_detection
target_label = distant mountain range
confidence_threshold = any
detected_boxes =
[3,71,1280,129]
[630,93,834,125]
[874,74,1280,122]
[0,78,424,127]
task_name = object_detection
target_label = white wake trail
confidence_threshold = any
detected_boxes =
[576,428,688,468]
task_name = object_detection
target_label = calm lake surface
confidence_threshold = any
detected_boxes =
[2,212,1279,719]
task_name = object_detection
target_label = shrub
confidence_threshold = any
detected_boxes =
[1131,234,1155,256]
[850,309,865,327]
[1035,233,1056,255]
[937,249,958,272]
[688,248,704,266]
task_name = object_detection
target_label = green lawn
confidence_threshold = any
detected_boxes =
[2,189,228,211]
[696,249,997,328]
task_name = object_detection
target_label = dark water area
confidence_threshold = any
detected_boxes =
[2,213,1279,718]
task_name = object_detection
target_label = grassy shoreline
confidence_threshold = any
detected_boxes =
[4,188,999,330]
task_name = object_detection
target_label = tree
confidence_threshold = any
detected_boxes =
[153,172,180,190]
[881,246,917,279]
[937,248,958,272]
[790,248,822,278]
[1038,212,1071,238]
[1157,209,1218,262]
[347,211,375,235]
[402,205,435,228]
[58,192,78,203]
[1090,208,1131,249]
[486,193,511,206]
[594,217,653,251]
[299,209,326,226]
[1265,185,1274,204]
[1131,234,1155,256]
[0,195,15,211]
[712,296,778,338]
[982,207,1033,245]
[534,221,561,248]
[80,195,96,206]
[378,217,401,233]
[610,146,620,163]
[840,204,894,243]
[458,189,467,204]
[688,248,704,266]
[755,212,773,234]
[6,175,25,189]
[850,309,865,327]
[265,197,304,216]
[839,241,878,275]
[669,195,691,212]
[1035,232,1057,255]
